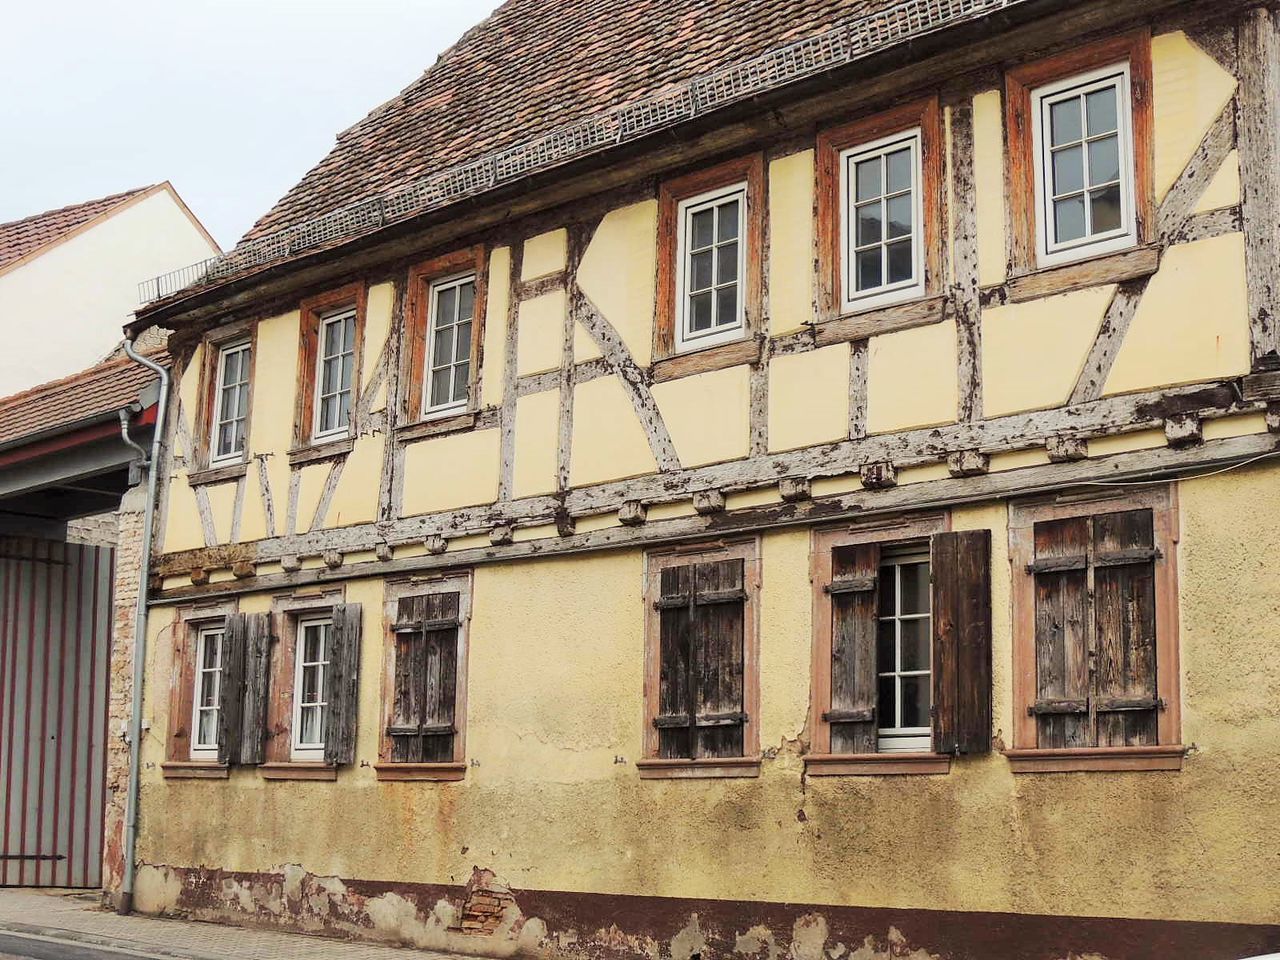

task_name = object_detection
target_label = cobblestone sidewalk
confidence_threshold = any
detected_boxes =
[0,888,462,960]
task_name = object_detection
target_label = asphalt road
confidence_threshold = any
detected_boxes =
[0,931,182,960]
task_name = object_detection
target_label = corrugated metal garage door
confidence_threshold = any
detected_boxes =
[0,537,112,888]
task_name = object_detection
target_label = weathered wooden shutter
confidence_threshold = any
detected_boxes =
[931,530,992,755]
[323,603,363,766]
[1091,510,1159,747]
[1030,517,1092,748]
[217,612,271,765]
[389,594,458,763]
[654,559,747,759]
[825,544,880,755]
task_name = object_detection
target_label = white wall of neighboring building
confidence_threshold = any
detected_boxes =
[0,187,219,395]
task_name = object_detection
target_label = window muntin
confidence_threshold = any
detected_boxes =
[291,617,331,760]
[211,341,251,465]
[313,307,357,440]
[1033,64,1136,265]
[422,273,475,417]
[190,625,224,761]
[840,129,924,311]
[675,184,747,352]
[875,547,932,752]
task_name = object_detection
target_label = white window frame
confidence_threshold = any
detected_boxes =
[209,340,251,466]
[1032,62,1137,268]
[291,615,332,761]
[190,624,224,761]
[421,272,476,420]
[877,546,932,753]
[674,182,748,354]
[312,306,357,442]
[839,128,926,313]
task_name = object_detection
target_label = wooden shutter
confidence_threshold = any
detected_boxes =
[1092,510,1159,747]
[324,603,363,766]
[217,614,246,766]
[825,544,879,755]
[389,594,459,763]
[1030,516,1092,748]
[217,612,271,765]
[931,530,992,755]
[654,559,747,759]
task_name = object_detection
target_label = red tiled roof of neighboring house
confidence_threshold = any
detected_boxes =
[242,0,894,243]
[0,350,169,449]
[0,186,156,273]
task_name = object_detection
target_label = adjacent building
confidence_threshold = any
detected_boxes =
[118,1,1280,957]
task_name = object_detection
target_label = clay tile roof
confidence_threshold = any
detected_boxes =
[242,0,889,243]
[0,186,155,272]
[0,350,169,449]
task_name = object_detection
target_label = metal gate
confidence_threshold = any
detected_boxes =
[0,537,112,888]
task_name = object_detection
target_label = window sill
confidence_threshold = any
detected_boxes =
[804,753,951,776]
[287,436,353,466]
[396,411,476,444]
[373,762,467,782]
[259,762,337,781]
[814,294,947,346]
[161,761,229,780]
[1004,745,1185,773]
[651,337,761,383]
[636,757,762,780]
[187,461,249,487]
[985,244,1158,307]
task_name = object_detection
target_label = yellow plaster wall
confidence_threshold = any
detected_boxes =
[981,286,1113,416]
[238,469,271,544]
[401,429,501,515]
[768,344,849,452]
[866,320,958,434]
[516,290,567,377]
[324,433,384,528]
[362,282,395,395]
[652,366,750,468]
[1194,149,1240,213]
[482,247,511,408]
[295,463,331,534]
[570,377,657,487]
[1152,31,1237,203]
[574,321,603,362]
[247,310,301,542]
[205,482,236,545]
[138,463,1280,930]
[768,150,815,336]
[512,390,560,499]
[577,201,657,366]
[161,471,205,553]
[972,90,1007,288]
[1104,232,1250,395]
[521,228,568,280]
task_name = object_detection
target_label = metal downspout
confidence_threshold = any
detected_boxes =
[117,340,169,915]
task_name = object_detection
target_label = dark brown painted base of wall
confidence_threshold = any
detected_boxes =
[156,863,1280,960]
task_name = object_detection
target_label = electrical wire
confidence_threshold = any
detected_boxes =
[1077,448,1280,488]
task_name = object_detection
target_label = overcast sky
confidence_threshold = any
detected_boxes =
[0,0,502,249]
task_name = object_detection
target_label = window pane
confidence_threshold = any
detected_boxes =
[900,618,930,672]
[876,619,895,671]
[1054,195,1087,243]
[899,562,928,614]
[299,705,320,745]
[717,200,740,242]
[457,281,475,321]
[715,285,738,327]
[855,201,882,247]
[323,319,340,357]
[430,370,451,408]
[1088,135,1120,186]
[455,321,472,363]
[236,383,250,419]
[886,148,912,194]
[221,351,239,386]
[216,423,233,459]
[321,357,339,396]
[886,193,912,239]
[433,327,453,368]
[218,388,237,426]
[877,569,896,616]
[855,158,881,201]
[232,418,246,455]
[1090,184,1122,233]
[302,664,321,702]
[856,249,882,291]
[202,635,220,669]
[877,676,896,729]
[1052,145,1084,196]
[338,390,351,427]
[1086,85,1118,136]
[1050,96,1082,146]
[340,353,354,391]
[901,675,930,728]
[436,286,456,325]
[304,625,323,663]
[690,249,713,291]
[689,291,713,332]
[198,709,218,746]
[319,396,337,432]
[690,208,714,249]
[343,314,356,350]
[717,242,739,284]
[887,240,913,284]
[453,361,470,402]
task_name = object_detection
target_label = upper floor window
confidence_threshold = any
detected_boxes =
[656,154,763,360]
[1032,65,1136,265]
[190,624,224,761]
[424,273,475,417]
[291,616,332,761]
[210,341,251,465]
[314,307,357,439]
